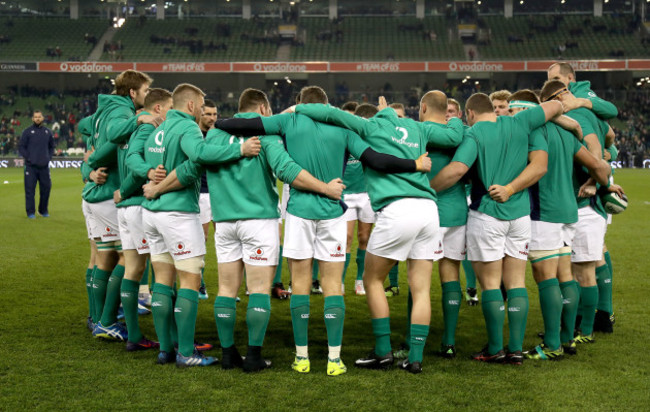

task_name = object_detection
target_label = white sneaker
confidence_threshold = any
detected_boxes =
[355,280,366,295]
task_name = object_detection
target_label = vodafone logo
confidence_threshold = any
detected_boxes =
[255,248,264,256]
[176,242,185,251]
[330,243,344,258]
[448,62,504,72]
[250,247,268,261]
[60,62,114,72]
[137,238,149,251]
[253,63,307,72]
[105,227,112,232]
[154,130,164,146]
[172,242,191,256]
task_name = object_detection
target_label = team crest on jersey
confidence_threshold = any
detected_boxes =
[330,243,344,258]
[173,242,191,256]
[250,247,268,261]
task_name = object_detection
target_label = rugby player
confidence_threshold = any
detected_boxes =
[488,90,511,117]
[431,92,562,364]
[296,91,463,373]
[84,70,161,340]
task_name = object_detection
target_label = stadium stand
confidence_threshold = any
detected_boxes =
[479,14,647,59]
[0,17,106,61]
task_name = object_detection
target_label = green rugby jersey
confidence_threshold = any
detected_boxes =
[452,106,548,221]
[117,119,156,207]
[569,80,618,120]
[260,112,370,220]
[83,95,138,203]
[204,112,303,222]
[565,109,608,219]
[295,104,463,212]
[141,110,242,213]
[78,116,93,183]
[342,154,366,195]
[426,121,468,227]
[529,123,582,224]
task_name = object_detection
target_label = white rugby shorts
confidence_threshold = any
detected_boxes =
[433,225,467,261]
[343,192,376,223]
[283,212,347,262]
[571,206,606,263]
[87,199,120,242]
[199,192,212,225]
[280,183,290,221]
[82,200,96,240]
[367,198,440,261]
[118,205,150,254]
[142,209,206,260]
[529,220,576,251]
[215,219,279,266]
[466,210,531,262]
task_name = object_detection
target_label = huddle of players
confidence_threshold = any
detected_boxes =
[79,62,621,374]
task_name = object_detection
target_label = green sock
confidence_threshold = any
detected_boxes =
[579,285,598,336]
[174,288,199,357]
[604,250,613,312]
[355,248,366,281]
[121,278,143,343]
[404,289,412,349]
[596,264,612,313]
[324,296,345,348]
[559,280,580,344]
[481,289,505,355]
[506,288,528,353]
[272,246,283,284]
[170,288,178,346]
[604,250,613,275]
[537,278,562,350]
[99,264,125,326]
[200,267,206,289]
[462,258,477,289]
[140,260,149,287]
[151,283,174,352]
[214,296,237,349]
[371,317,391,357]
[86,267,95,318]
[247,293,271,347]
[441,281,462,346]
[342,253,351,284]
[290,294,310,347]
[388,264,399,288]
[312,260,319,281]
[408,324,429,363]
[91,268,111,323]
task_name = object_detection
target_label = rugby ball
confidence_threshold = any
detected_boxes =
[601,192,628,214]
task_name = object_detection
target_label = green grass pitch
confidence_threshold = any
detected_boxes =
[0,168,648,411]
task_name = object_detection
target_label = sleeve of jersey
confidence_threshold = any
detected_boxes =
[569,112,597,138]
[214,117,265,136]
[528,129,549,152]
[119,171,141,199]
[295,104,369,136]
[80,162,92,183]
[182,126,242,164]
[176,160,204,187]
[515,105,547,131]
[451,135,478,168]
[107,109,139,144]
[87,141,118,169]
[586,95,618,120]
[423,118,464,148]
[262,136,302,184]
[125,126,154,178]
[260,114,291,135]
[78,117,92,137]
[346,132,371,159]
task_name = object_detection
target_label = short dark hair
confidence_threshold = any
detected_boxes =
[354,103,379,119]
[114,70,152,97]
[465,93,494,115]
[540,80,567,102]
[238,88,269,113]
[144,88,172,109]
[507,89,540,105]
[389,102,405,111]
[299,86,328,104]
[32,110,43,116]
[341,101,359,112]
[204,99,216,109]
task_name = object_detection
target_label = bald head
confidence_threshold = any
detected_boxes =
[419,90,448,121]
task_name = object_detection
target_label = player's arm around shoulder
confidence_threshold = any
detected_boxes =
[422,117,464,148]
[182,121,254,164]
[296,103,370,137]
[126,124,156,178]
[260,135,303,184]
[430,134,475,192]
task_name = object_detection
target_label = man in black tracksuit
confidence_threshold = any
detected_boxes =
[18,110,54,218]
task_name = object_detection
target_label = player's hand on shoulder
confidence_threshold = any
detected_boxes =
[138,114,164,128]
[415,152,432,173]
[282,105,296,114]
[324,178,345,201]
[241,136,261,157]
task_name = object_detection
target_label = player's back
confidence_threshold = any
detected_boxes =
[529,123,581,223]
